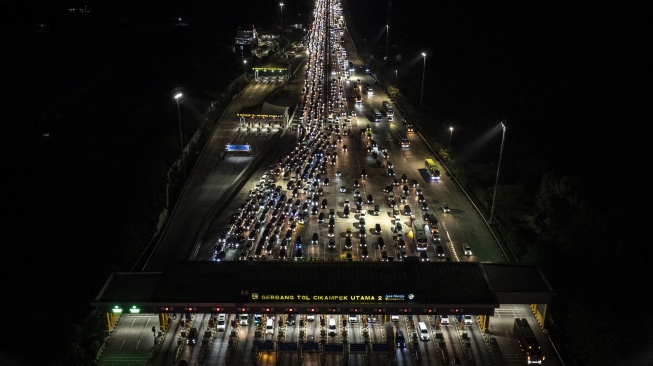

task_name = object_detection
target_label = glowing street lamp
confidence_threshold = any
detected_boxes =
[279,2,284,27]
[174,93,186,180]
[449,127,454,148]
[490,122,507,224]
[420,52,426,112]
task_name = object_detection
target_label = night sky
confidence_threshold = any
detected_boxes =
[1,0,649,364]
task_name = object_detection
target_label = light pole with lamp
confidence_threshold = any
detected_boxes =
[420,52,426,112]
[174,93,186,180]
[449,127,454,148]
[279,2,284,27]
[490,122,507,224]
[385,24,389,60]
[395,69,398,84]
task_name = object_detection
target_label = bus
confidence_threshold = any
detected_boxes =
[353,89,362,103]
[372,108,382,122]
[382,101,394,118]
[413,220,428,250]
[397,131,409,147]
[364,82,374,95]
[513,318,544,364]
[425,159,441,180]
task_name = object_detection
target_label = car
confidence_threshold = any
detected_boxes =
[254,314,262,325]
[418,194,426,203]
[348,314,358,323]
[361,169,367,178]
[421,202,429,211]
[436,245,445,258]
[217,314,227,331]
[311,232,319,244]
[344,237,353,250]
[387,168,395,177]
[343,144,348,151]
[381,250,388,261]
[321,199,328,209]
[354,189,361,197]
[401,174,408,183]
[463,315,473,325]
[411,178,419,187]
[336,170,342,177]
[463,243,473,256]
[440,315,450,325]
[296,248,303,258]
[328,227,335,237]
[286,314,296,325]
[376,237,385,250]
[340,185,347,193]
[359,226,366,238]
[383,185,392,193]
[402,185,409,195]
[391,315,399,322]
[345,252,353,261]
[419,251,429,262]
[311,206,319,215]
[323,177,330,185]
[318,212,325,223]
[353,179,360,187]
[187,327,198,345]
[307,314,315,322]
[441,203,451,213]
[343,206,350,217]
[375,223,382,234]
[361,247,369,259]
[366,194,374,204]
[403,205,411,215]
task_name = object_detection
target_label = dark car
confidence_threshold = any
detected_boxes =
[286,314,296,325]
[376,237,385,249]
[403,205,411,215]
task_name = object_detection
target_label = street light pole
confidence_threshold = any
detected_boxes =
[385,24,389,60]
[395,69,398,84]
[174,93,186,180]
[279,2,284,28]
[490,122,507,224]
[449,127,454,148]
[420,52,426,112]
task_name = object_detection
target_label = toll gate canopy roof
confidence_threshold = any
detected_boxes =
[92,261,555,315]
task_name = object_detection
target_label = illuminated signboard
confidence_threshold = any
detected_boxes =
[251,293,410,302]
[226,144,251,152]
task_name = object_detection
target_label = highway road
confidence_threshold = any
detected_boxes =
[99,0,562,365]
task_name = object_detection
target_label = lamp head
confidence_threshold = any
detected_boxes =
[174,93,182,100]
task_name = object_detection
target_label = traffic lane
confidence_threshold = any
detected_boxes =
[99,314,158,366]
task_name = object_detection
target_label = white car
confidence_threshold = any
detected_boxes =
[391,315,399,322]
[217,314,227,331]
[239,314,249,326]
[463,243,472,256]
[440,315,450,325]
[464,315,473,325]
[340,185,347,193]
[307,314,315,322]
